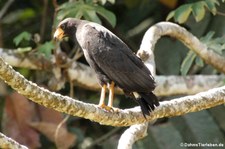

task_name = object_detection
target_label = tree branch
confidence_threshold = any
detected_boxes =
[0,48,224,96]
[40,0,48,42]
[0,54,224,126]
[118,123,148,149]
[0,132,28,149]
[138,22,225,74]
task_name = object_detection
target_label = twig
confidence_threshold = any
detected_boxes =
[52,0,59,36]
[54,78,74,148]
[40,0,48,42]
[216,11,225,17]
[0,0,14,20]
[54,115,70,148]
[52,0,59,9]
[86,127,121,148]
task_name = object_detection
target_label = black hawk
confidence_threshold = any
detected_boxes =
[54,18,159,117]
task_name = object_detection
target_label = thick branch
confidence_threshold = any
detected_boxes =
[0,132,28,149]
[138,22,225,74]
[0,57,224,126]
[155,75,225,96]
[117,123,148,149]
[1,48,224,96]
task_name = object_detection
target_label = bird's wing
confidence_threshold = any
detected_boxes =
[80,24,155,92]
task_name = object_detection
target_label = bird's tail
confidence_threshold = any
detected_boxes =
[136,92,159,118]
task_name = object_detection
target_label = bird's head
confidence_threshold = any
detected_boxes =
[54,18,80,40]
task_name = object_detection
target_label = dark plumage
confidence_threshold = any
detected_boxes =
[54,18,159,117]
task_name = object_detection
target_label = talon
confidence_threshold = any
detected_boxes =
[98,82,119,113]
[98,103,114,112]
[112,107,119,113]
[98,104,120,112]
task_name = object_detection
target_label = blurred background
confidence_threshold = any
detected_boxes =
[0,0,225,148]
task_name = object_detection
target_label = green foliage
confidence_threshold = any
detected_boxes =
[2,8,36,24]
[13,31,54,58]
[56,0,116,27]
[180,51,196,75]
[13,31,32,46]
[201,31,225,55]
[155,38,188,75]
[180,31,225,75]
[166,0,220,23]
[37,41,55,59]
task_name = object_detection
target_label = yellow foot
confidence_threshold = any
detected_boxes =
[98,104,119,112]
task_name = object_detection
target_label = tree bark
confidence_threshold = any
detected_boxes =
[0,132,28,149]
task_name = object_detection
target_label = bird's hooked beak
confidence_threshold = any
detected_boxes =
[54,27,65,40]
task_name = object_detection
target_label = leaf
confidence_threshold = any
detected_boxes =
[180,51,196,75]
[200,31,225,55]
[166,0,220,23]
[56,1,116,27]
[166,11,175,21]
[204,0,219,15]
[37,41,55,58]
[195,56,204,67]
[13,31,32,46]
[30,122,76,149]
[57,1,81,21]
[3,92,40,148]
[83,9,102,24]
[200,31,215,42]
[94,5,116,27]
[174,4,192,24]
[192,2,205,22]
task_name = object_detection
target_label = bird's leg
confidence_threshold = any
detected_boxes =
[98,84,107,107]
[98,82,118,112]
[108,81,115,107]
[107,81,119,112]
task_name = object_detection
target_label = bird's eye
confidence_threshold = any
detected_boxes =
[61,24,66,30]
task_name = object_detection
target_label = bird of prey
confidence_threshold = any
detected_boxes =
[54,18,159,117]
